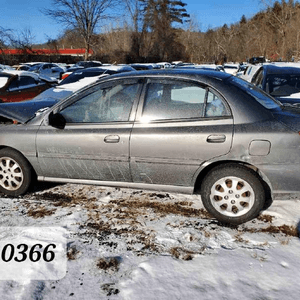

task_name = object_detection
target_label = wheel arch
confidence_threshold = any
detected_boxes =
[193,160,273,207]
[0,146,37,178]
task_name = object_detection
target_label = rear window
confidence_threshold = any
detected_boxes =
[229,76,281,109]
[266,74,300,97]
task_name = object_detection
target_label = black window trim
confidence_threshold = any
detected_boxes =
[135,77,232,123]
[51,78,144,125]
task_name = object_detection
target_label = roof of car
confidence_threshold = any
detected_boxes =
[73,65,135,73]
[261,63,300,74]
[0,70,40,79]
[96,68,232,84]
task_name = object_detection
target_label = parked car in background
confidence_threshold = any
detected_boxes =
[176,64,225,72]
[62,61,103,79]
[248,56,266,64]
[235,64,248,77]
[0,64,15,71]
[238,64,262,82]
[251,63,300,105]
[28,63,66,80]
[130,63,161,70]
[223,63,239,75]
[72,61,103,68]
[0,64,137,123]
[1,69,300,226]
[59,65,135,85]
[156,62,172,69]
[32,65,136,104]
[0,70,57,103]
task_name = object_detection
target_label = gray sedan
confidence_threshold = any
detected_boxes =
[0,69,299,225]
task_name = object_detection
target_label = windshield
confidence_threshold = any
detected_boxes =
[229,76,281,109]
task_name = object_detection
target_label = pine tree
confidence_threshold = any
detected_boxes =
[140,0,190,61]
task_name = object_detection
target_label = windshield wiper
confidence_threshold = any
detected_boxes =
[281,102,300,110]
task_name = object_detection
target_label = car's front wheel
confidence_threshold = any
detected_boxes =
[0,148,33,196]
[201,164,265,225]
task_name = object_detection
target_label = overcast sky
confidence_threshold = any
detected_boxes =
[1,0,264,44]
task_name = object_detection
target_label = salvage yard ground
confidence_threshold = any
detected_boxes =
[0,183,299,299]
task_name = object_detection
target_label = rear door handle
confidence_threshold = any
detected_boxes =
[206,135,226,143]
[104,135,120,143]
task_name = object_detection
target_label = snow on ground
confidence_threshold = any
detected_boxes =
[0,183,299,299]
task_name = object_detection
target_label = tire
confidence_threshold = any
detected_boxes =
[201,164,265,225]
[0,148,33,196]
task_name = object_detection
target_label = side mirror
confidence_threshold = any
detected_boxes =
[49,112,66,129]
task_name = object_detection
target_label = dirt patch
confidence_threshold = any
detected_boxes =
[110,196,211,218]
[101,283,120,296]
[260,225,299,237]
[257,214,274,223]
[97,257,120,272]
[27,206,56,218]
[32,192,98,209]
[67,246,81,260]
[170,246,205,260]
[240,224,299,237]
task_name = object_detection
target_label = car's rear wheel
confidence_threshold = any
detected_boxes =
[201,164,265,225]
[0,148,33,196]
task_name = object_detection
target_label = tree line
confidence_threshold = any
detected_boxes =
[1,0,300,65]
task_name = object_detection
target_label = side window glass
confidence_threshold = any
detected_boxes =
[60,82,140,123]
[142,82,206,120]
[18,76,36,88]
[8,79,19,90]
[253,70,263,88]
[205,91,229,117]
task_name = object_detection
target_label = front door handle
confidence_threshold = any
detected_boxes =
[104,135,120,143]
[206,134,226,143]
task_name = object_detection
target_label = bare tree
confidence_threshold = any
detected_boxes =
[0,27,13,64]
[43,0,118,60]
[12,28,36,50]
[0,27,13,50]
[261,0,296,60]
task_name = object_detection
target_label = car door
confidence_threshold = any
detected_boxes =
[130,78,234,187]
[36,78,142,182]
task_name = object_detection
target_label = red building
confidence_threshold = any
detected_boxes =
[1,48,93,57]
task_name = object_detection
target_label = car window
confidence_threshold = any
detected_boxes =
[142,81,229,121]
[28,64,42,72]
[252,69,263,88]
[42,64,54,69]
[205,90,228,117]
[9,76,37,90]
[18,76,37,88]
[59,82,140,123]
[229,76,281,109]
[266,74,300,97]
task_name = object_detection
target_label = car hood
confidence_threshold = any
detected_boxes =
[0,98,59,123]
[272,106,300,132]
[33,86,74,101]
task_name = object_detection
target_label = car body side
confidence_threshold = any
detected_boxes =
[0,70,299,199]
